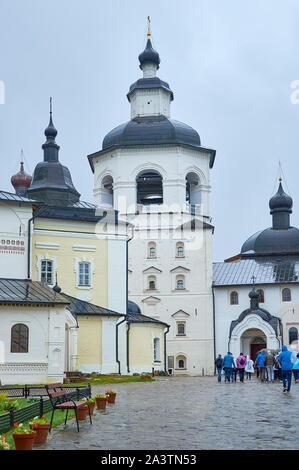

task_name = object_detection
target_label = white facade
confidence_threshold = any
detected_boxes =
[0,200,32,278]
[0,303,77,385]
[89,37,216,376]
[214,283,299,360]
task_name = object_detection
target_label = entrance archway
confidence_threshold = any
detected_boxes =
[241,329,267,361]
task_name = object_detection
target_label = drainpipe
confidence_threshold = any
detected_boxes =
[212,282,216,376]
[27,215,35,279]
[116,316,126,374]
[127,322,131,373]
[164,325,170,373]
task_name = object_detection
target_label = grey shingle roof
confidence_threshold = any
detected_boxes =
[0,190,38,204]
[59,292,124,317]
[0,279,69,305]
[213,257,299,286]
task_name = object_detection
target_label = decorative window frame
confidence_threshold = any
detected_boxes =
[11,323,29,353]
[36,254,57,287]
[74,257,95,290]
[153,337,161,363]
[282,287,292,302]
[230,290,239,305]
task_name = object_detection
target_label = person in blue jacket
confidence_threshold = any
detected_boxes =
[222,352,236,383]
[256,350,267,382]
[279,345,296,393]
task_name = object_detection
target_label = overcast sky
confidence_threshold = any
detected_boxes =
[1,0,299,261]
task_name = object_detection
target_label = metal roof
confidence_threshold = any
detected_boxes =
[0,190,38,204]
[59,292,124,317]
[213,257,299,286]
[0,279,69,305]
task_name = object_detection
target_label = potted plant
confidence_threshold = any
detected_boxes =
[87,397,96,415]
[105,389,117,404]
[140,373,152,380]
[12,423,36,450]
[29,415,50,444]
[77,403,89,421]
[95,393,108,409]
[0,435,9,450]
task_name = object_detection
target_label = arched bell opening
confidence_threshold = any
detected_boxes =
[136,170,163,205]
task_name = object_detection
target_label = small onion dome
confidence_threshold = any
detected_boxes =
[138,38,160,70]
[44,113,58,140]
[11,161,32,196]
[269,180,293,214]
[248,287,259,299]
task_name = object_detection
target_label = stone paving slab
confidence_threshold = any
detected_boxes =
[34,376,299,451]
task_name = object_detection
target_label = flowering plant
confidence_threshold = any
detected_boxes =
[3,399,19,412]
[105,389,116,395]
[13,422,35,434]
[0,435,9,450]
[95,393,108,398]
[29,415,48,428]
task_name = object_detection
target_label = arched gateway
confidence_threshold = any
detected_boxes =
[229,287,282,360]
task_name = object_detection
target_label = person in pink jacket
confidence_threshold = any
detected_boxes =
[236,353,247,382]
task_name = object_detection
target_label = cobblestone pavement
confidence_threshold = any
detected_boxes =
[35,376,299,451]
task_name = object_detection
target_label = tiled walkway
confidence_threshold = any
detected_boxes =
[35,376,299,450]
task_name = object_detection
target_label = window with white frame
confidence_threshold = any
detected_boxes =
[177,321,186,336]
[148,275,157,290]
[176,242,184,258]
[148,241,157,259]
[176,275,185,290]
[78,262,91,287]
[153,338,161,362]
[40,260,53,285]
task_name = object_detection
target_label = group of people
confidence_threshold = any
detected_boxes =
[215,346,299,393]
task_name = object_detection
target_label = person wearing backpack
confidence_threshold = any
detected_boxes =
[236,353,247,382]
[265,350,275,382]
[215,354,223,382]
[222,352,236,383]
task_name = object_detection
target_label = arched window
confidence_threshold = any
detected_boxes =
[176,355,187,369]
[11,324,29,353]
[148,276,156,290]
[136,171,163,205]
[256,289,265,303]
[230,291,239,305]
[176,275,185,290]
[186,172,201,205]
[282,288,291,302]
[148,242,157,259]
[153,338,161,362]
[289,327,298,344]
[101,175,114,206]
[176,242,184,258]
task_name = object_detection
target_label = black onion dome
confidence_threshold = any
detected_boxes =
[249,287,259,299]
[138,38,160,70]
[102,115,201,150]
[44,114,58,140]
[269,181,293,213]
[241,226,299,256]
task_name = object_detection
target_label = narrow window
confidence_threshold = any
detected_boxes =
[177,322,186,336]
[41,260,53,285]
[230,291,239,305]
[153,338,160,362]
[11,324,29,353]
[176,242,184,258]
[289,327,298,344]
[256,289,265,303]
[78,262,91,286]
[148,242,157,259]
[282,288,291,302]
[148,276,156,290]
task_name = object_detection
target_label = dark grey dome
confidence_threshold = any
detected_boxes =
[102,115,201,150]
[138,38,160,70]
[241,226,299,256]
[269,181,293,213]
[127,301,141,315]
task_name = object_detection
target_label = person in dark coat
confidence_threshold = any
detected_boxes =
[215,354,223,382]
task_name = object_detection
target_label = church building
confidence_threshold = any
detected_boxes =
[88,22,216,375]
[213,180,299,361]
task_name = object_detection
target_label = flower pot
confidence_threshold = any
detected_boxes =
[89,401,95,415]
[96,397,108,409]
[77,406,89,421]
[107,393,116,404]
[30,423,50,444]
[13,432,36,450]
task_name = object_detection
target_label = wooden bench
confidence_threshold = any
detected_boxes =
[45,383,92,432]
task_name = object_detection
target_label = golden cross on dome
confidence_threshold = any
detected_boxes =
[147,16,151,39]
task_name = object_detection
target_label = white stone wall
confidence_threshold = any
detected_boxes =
[0,202,32,279]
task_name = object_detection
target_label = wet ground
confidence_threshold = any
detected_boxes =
[34,375,299,451]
